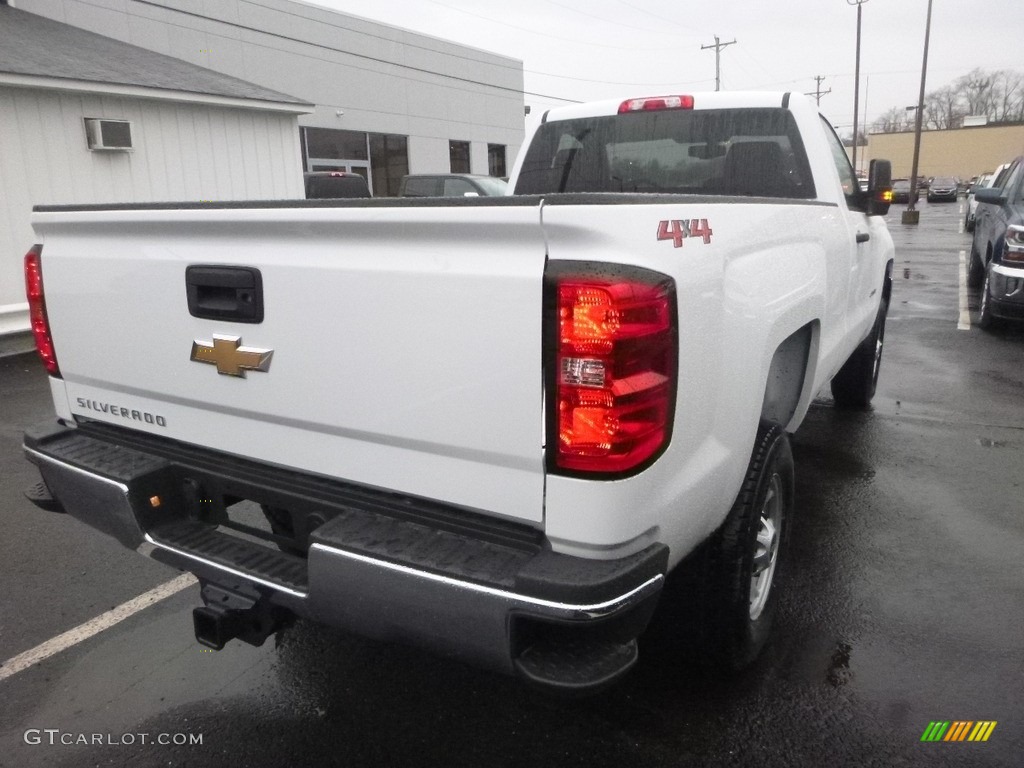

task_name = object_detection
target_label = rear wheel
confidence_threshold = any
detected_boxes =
[831,297,887,408]
[645,422,794,672]
[702,421,794,670]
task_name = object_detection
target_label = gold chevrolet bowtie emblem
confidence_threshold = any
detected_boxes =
[190,334,273,377]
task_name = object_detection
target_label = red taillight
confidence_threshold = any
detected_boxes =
[24,245,60,377]
[549,265,676,475]
[618,95,694,114]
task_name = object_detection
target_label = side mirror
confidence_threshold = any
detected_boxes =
[866,159,892,216]
[974,187,1005,205]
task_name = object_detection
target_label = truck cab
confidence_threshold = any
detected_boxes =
[970,156,1024,327]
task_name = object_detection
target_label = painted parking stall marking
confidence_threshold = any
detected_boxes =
[0,573,196,683]
[958,249,971,330]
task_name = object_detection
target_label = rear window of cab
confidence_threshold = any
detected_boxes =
[515,107,815,199]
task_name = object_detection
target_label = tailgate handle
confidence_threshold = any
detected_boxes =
[186,266,264,324]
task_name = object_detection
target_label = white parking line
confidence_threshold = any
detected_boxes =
[958,249,971,330]
[0,573,196,683]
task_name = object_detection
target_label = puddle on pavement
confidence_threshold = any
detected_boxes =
[976,437,1006,448]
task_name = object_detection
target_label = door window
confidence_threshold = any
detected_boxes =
[819,116,861,209]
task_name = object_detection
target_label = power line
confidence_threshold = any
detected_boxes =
[241,0,521,73]
[613,0,696,33]
[527,68,716,88]
[129,0,581,102]
[427,0,681,52]
[542,0,684,37]
[248,0,709,92]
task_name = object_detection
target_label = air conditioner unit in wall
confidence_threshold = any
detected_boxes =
[84,118,133,150]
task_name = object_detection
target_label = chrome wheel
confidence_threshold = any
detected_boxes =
[749,473,783,621]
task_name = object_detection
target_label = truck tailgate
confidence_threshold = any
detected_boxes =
[33,203,548,524]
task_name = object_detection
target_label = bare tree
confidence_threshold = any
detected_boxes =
[870,68,1022,132]
[871,107,913,133]
[955,68,995,116]
[924,86,962,130]
[990,69,1024,122]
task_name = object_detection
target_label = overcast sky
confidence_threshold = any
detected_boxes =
[308,0,1021,134]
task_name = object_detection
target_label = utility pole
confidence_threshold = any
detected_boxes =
[805,75,832,106]
[903,0,933,225]
[701,35,737,92]
[847,0,869,176]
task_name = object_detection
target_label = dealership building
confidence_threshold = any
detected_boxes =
[0,0,525,342]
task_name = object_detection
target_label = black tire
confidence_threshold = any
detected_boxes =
[978,265,998,330]
[831,297,887,409]
[701,421,794,671]
[967,241,984,288]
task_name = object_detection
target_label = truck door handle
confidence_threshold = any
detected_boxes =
[186,265,264,323]
[856,232,870,244]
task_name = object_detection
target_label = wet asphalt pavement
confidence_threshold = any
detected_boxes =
[1,200,1022,767]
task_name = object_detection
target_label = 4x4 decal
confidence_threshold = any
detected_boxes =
[657,219,713,248]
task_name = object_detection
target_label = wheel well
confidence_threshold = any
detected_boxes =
[760,324,814,429]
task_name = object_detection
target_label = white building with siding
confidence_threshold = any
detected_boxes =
[12,0,527,192]
[0,3,313,340]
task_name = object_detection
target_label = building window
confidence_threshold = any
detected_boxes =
[369,133,409,197]
[488,144,506,178]
[305,128,368,161]
[302,127,409,196]
[449,140,471,173]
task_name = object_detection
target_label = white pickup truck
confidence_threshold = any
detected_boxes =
[23,92,894,692]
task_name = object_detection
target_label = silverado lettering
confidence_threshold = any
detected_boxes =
[75,398,167,427]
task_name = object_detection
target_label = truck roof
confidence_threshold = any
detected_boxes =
[540,92,807,123]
